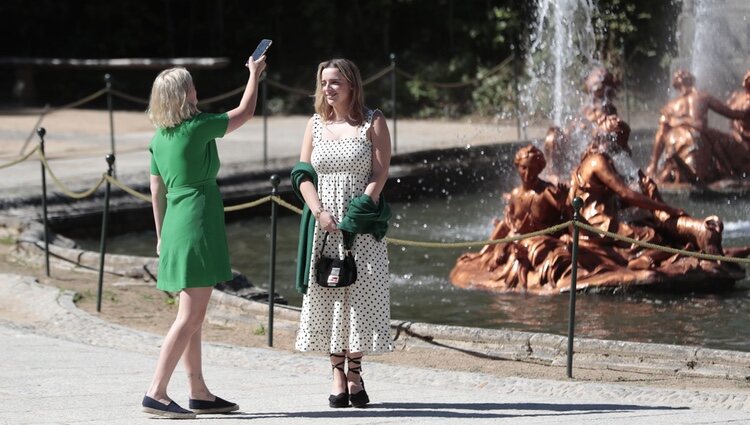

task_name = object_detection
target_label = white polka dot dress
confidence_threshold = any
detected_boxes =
[295,109,393,355]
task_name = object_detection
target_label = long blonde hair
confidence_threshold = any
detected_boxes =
[314,58,366,125]
[147,67,199,128]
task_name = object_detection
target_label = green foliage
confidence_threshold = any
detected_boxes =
[253,324,266,336]
[1,0,681,118]
[471,66,516,118]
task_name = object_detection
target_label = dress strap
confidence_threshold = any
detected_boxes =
[312,114,323,144]
[360,109,378,137]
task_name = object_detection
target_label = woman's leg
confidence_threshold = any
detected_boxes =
[146,287,213,403]
[346,351,370,407]
[329,351,347,396]
[346,351,364,394]
[182,323,214,400]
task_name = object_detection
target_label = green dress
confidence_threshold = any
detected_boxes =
[149,112,233,292]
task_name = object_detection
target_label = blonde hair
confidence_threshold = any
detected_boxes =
[147,67,199,128]
[314,58,366,125]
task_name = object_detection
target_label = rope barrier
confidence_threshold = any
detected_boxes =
[0,145,39,170]
[385,221,572,248]
[38,151,107,199]
[363,65,395,86]
[271,196,303,214]
[265,80,313,97]
[85,177,750,263]
[104,175,151,202]
[574,221,750,265]
[109,89,149,105]
[197,86,247,106]
[224,195,272,212]
[395,55,514,89]
[23,155,750,264]
[49,88,109,112]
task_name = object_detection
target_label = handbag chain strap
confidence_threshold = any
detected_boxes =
[319,231,354,257]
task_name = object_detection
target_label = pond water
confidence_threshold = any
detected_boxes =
[78,183,750,353]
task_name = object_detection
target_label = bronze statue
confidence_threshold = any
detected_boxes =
[646,69,748,184]
[726,69,750,162]
[450,145,574,292]
[450,143,655,293]
[581,66,619,125]
[544,67,621,183]
[571,112,728,263]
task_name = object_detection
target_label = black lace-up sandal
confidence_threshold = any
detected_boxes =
[328,353,350,408]
[346,355,370,408]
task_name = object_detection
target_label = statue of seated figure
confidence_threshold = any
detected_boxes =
[646,69,748,184]
[726,69,750,171]
[450,145,572,291]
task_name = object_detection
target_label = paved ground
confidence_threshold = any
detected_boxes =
[3,273,750,425]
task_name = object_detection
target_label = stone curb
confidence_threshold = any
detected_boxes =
[207,283,750,381]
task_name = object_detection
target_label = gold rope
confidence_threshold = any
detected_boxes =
[104,175,151,202]
[110,89,149,105]
[224,196,272,212]
[574,221,750,265]
[385,221,572,248]
[271,196,303,214]
[38,151,106,199]
[0,145,40,170]
[395,56,514,89]
[363,65,395,86]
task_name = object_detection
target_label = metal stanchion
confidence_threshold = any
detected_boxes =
[262,75,268,168]
[267,174,280,347]
[390,53,397,153]
[566,197,583,378]
[97,154,115,312]
[37,127,50,277]
[105,74,117,178]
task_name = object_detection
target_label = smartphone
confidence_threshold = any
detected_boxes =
[251,39,272,61]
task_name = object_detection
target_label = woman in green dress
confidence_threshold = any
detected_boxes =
[141,55,266,419]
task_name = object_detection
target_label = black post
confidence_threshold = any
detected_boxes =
[262,75,268,168]
[105,74,117,178]
[97,154,115,313]
[267,174,280,347]
[37,127,50,277]
[390,53,397,153]
[566,196,583,378]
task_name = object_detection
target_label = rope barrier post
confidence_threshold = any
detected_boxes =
[97,154,115,313]
[37,127,50,277]
[262,74,268,168]
[566,196,583,379]
[105,74,117,178]
[267,174,280,347]
[390,53,397,153]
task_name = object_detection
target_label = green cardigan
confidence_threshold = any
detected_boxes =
[338,193,391,248]
[291,162,317,294]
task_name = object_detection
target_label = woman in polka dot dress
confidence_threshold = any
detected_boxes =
[295,58,393,408]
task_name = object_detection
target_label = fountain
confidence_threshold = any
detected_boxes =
[449,0,750,293]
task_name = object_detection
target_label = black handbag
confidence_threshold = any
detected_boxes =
[315,232,357,288]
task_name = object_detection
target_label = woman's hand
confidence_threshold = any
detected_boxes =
[318,211,339,233]
[246,55,267,76]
